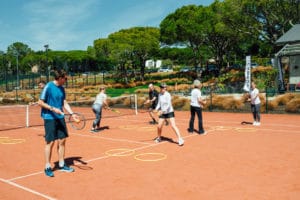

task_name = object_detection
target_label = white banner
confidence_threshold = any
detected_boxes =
[243,56,251,92]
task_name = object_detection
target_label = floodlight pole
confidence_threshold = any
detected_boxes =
[44,44,49,82]
[12,48,20,101]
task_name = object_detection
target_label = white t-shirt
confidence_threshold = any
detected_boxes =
[190,88,202,108]
[250,88,261,105]
[94,92,107,105]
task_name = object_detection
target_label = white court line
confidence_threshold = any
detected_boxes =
[0,177,56,200]
[8,171,44,181]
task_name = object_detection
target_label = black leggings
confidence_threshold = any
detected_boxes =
[189,106,204,133]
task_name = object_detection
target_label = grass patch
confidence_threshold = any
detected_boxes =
[106,85,147,97]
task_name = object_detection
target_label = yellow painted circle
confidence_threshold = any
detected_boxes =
[214,126,232,131]
[0,138,25,144]
[139,126,156,132]
[119,125,137,130]
[105,148,135,157]
[134,153,167,162]
[235,127,257,132]
[119,125,155,132]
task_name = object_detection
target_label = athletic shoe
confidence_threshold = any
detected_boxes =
[155,137,162,143]
[198,130,207,135]
[178,138,184,146]
[255,122,261,126]
[187,128,193,133]
[253,121,257,125]
[90,129,99,133]
[44,167,54,177]
[59,164,74,173]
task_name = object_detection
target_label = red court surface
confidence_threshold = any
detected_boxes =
[1,108,300,200]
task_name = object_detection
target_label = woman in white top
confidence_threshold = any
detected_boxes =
[91,86,110,132]
[154,83,184,146]
[188,79,206,134]
[249,81,261,126]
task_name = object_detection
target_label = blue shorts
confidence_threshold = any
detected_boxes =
[44,119,68,142]
[159,112,175,119]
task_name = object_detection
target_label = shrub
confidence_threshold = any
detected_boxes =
[137,96,147,107]
[285,98,300,113]
[172,96,189,110]
[274,93,296,105]
[267,100,278,110]
[209,95,244,110]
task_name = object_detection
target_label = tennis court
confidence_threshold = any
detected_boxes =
[0,105,300,200]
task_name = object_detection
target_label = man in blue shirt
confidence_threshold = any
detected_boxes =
[38,69,76,177]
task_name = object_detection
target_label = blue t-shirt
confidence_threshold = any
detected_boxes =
[39,81,65,119]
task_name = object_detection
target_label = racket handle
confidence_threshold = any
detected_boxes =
[74,118,80,123]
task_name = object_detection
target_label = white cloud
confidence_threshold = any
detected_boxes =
[23,0,99,50]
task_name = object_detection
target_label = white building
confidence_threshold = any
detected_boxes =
[145,60,162,68]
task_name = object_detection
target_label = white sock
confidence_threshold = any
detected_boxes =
[45,163,51,169]
[59,161,65,167]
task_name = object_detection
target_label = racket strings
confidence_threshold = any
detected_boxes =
[68,113,86,130]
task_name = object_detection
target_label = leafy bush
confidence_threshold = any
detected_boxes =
[285,98,300,113]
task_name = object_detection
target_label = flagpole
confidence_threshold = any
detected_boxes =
[243,55,251,92]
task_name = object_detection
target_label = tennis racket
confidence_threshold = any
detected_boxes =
[64,113,86,130]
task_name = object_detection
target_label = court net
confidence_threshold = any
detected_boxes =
[0,94,137,131]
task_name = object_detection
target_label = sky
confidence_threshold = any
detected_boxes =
[0,0,214,52]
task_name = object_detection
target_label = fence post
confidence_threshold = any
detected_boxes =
[209,86,213,112]
[15,87,18,102]
[265,87,268,113]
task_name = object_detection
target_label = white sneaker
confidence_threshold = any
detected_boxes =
[178,138,184,146]
[255,122,261,126]
[253,121,257,126]
[155,137,161,143]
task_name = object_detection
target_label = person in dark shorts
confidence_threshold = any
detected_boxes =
[154,83,184,146]
[144,83,159,124]
[38,69,76,177]
[38,80,46,89]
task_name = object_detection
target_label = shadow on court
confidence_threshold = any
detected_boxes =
[54,156,93,171]
[241,121,253,125]
[153,136,177,144]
